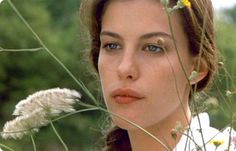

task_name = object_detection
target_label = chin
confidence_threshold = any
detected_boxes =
[112,117,139,130]
[111,115,153,131]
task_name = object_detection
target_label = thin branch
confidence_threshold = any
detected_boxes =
[0,47,43,52]
[30,133,37,151]
[6,0,98,107]
[50,122,68,151]
[0,144,16,151]
[78,103,172,151]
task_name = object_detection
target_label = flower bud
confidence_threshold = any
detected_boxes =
[218,61,224,67]
[160,0,169,6]
[226,90,232,97]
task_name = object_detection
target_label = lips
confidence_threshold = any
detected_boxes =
[111,88,144,104]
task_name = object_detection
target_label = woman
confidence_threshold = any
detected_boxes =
[80,0,235,150]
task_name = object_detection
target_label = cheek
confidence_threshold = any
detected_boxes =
[98,53,117,98]
[98,51,118,74]
[145,55,190,98]
[98,55,115,84]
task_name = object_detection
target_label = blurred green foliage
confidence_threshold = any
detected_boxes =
[0,0,104,150]
[207,8,236,129]
[0,0,235,150]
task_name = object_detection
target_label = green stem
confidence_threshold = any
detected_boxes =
[6,0,98,106]
[0,108,99,137]
[166,13,189,81]
[164,9,198,151]
[52,107,99,122]
[50,121,68,151]
[0,144,16,151]
[227,122,233,151]
[163,50,191,126]
[190,2,210,150]
[30,133,37,151]
[87,107,171,151]
[0,47,43,52]
[75,102,171,151]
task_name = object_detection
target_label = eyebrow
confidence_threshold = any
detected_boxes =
[100,31,123,39]
[140,32,173,40]
[100,31,173,40]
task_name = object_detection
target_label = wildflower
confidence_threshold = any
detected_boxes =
[218,61,224,67]
[0,147,2,151]
[174,0,191,10]
[175,121,183,132]
[204,97,219,109]
[210,139,224,148]
[232,136,236,146]
[0,0,3,4]
[174,113,236,151]
[171,129,178,140]
[181,0,191,7]
[189,70,198,81]
[156,38,165,47]
[2,109,48,139]
[226,90,232,97]
[13,88,81,116]
[1,88,81,139]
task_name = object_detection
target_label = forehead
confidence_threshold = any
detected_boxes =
[101,0,183,39]
[104,0,164,17]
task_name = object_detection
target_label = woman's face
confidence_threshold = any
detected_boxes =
[98,0,194,130]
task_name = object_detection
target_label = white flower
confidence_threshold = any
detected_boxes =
[13,88,81,116]
[1,88,81,139]
[2,109,48,139]
[174,113,236,151]
[0,0,3,4]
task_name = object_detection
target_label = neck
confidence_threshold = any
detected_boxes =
[128,104,191,151]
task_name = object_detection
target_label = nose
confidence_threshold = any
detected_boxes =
[117,52,139,81]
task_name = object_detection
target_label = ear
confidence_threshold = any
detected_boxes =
[189,57,209,85]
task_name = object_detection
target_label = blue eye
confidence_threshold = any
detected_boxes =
[144,44,163,53]
[103,43,121,50]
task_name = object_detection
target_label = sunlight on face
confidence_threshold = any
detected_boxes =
[98,0,194,130]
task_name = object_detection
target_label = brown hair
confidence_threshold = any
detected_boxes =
[80,0,217,150]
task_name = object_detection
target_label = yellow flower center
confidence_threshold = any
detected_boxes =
[210,140,224,147]
[181,0,191,8]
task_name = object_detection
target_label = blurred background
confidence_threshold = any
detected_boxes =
[0,0,235,150]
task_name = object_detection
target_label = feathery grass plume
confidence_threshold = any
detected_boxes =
[2,109,48,139]
[13,88,81,116]
[1,88,81,139]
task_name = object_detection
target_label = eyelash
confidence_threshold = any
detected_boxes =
[142,44,165,53]
[101,42,165,53]
[102,43,121,51]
